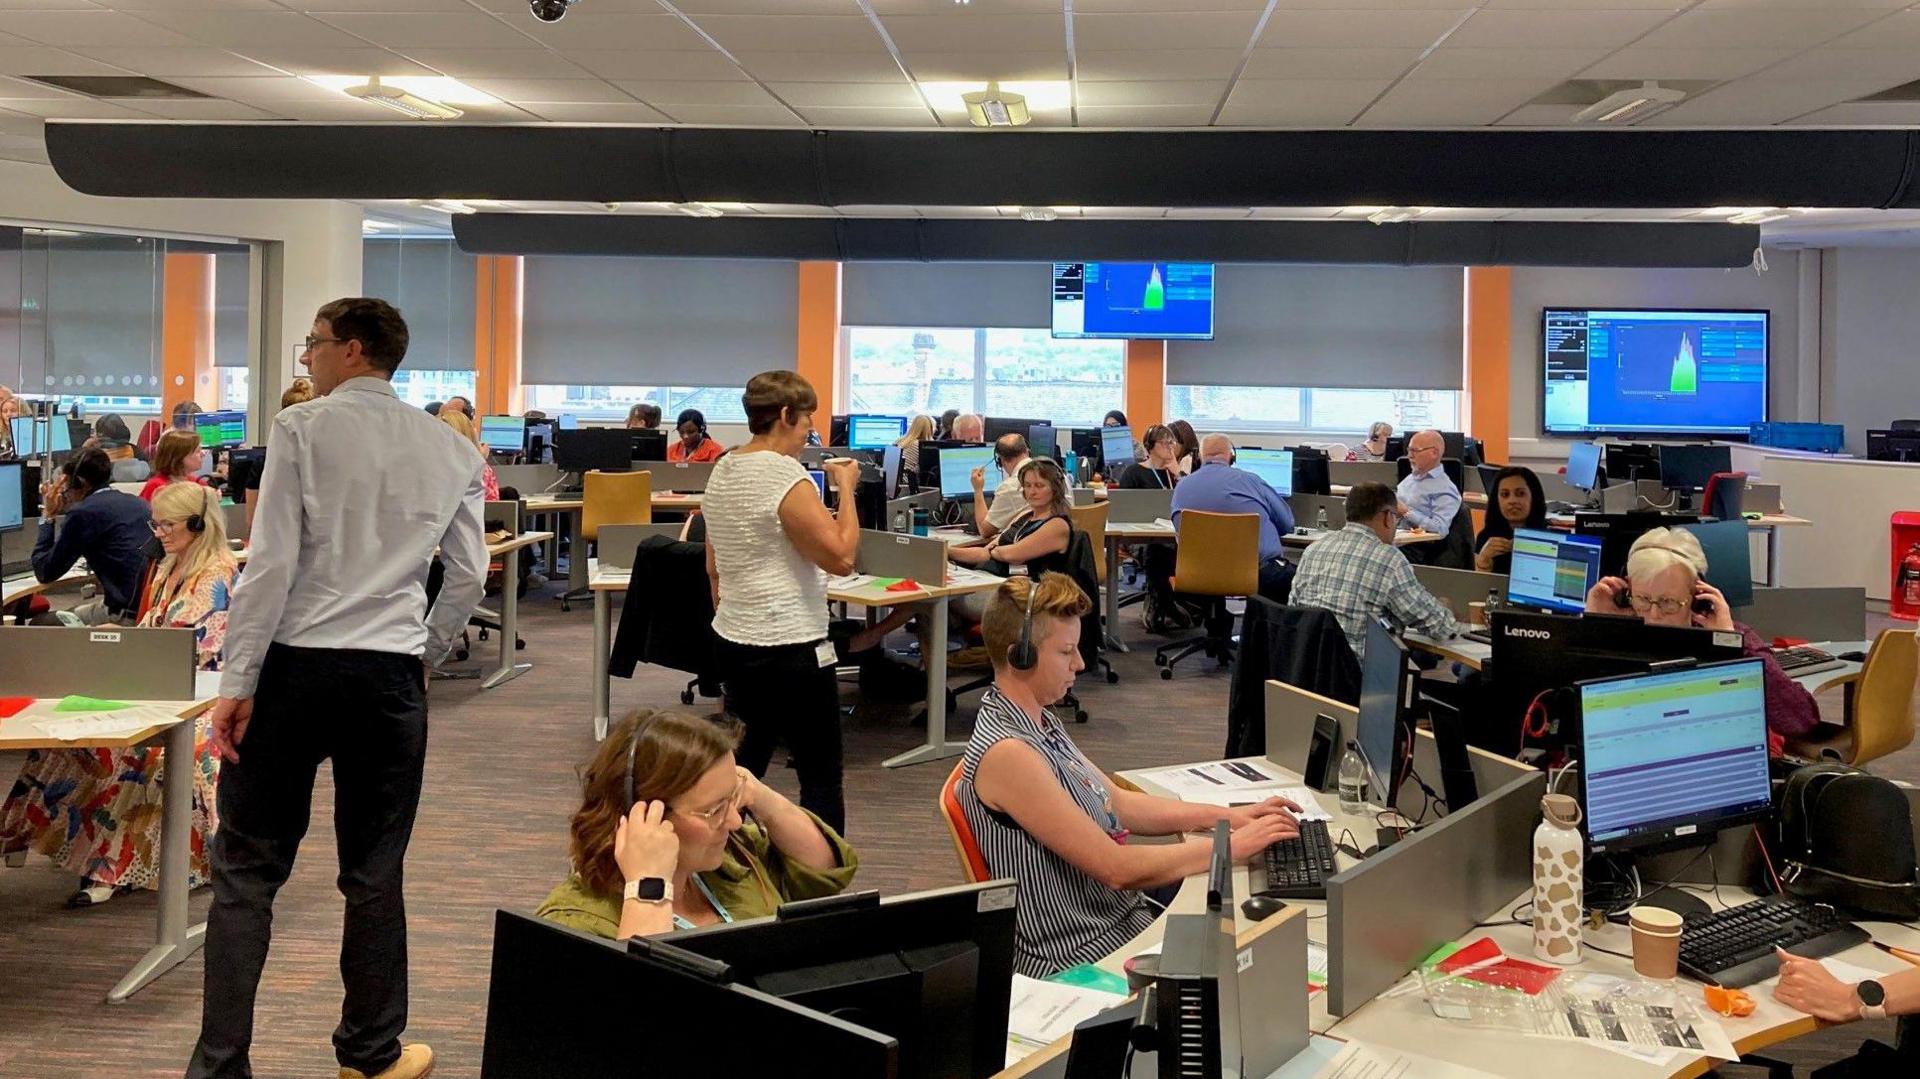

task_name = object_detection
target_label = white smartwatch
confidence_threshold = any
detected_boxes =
[1856,980,1888,1021]
[623,877,673,906]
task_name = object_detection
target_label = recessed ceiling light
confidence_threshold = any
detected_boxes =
[306,74,499,118]
[924,81,1069,123]
[1574,81,1685,124]
[1366,206,1430,225]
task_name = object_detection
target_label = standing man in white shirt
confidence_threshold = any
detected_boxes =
[188,298,489,1079]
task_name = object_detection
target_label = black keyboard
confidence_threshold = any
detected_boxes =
[1677,896,1869,988]
[1258,820,1338,900]
[1771,646,1844,676]
[1461,627,1492,645]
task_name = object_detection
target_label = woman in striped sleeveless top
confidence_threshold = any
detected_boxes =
[956,573,1303,977]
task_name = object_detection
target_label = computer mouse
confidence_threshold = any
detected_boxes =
[1295,526,1310,535]
[1837,650,1868,662]
[1241,895,1287,922]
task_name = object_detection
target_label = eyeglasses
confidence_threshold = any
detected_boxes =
[1627,594,1690,616]
[673,776,747,829]
[149,518,181,535]
[302,335,347,352]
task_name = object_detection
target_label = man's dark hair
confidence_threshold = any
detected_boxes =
[316,297,409,374]
[64,446,113,493]
[994,433,1028,465]
[93,413,131,444]
[1346,481,1397,525]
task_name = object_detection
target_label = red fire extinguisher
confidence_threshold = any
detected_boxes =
[1902,543,1920,608]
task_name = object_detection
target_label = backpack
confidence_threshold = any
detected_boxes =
[1777,764,1920,921]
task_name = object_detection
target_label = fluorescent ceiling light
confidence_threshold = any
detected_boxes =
[306,75,498,119]
[423,200,475,215]
[924,80,1068,119]
[675,202,725,217]
[1726,207,1793,225]
[1018,207,1057,222]
[1575,81,1685,124]
[1366,206,1430,225]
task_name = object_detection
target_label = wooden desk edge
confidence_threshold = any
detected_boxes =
[0,697,213,752]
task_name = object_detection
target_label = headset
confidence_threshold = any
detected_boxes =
[1008,576,1040,671]
[622,710,665,814]
[184,484,213,535]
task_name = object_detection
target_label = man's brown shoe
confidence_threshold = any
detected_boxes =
[339,1044,434,1079]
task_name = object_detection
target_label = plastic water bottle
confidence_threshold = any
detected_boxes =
[891,507,908,533]
[1337,741,1367,813]
[1316,507,1330,532]
[1062,450,1079,482]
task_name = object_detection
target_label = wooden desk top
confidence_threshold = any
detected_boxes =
[1102,521,1443,547]
[585,559,1002,604]
[0,696,212,752]
[1406,632,1869,695]
[523,492,703,513]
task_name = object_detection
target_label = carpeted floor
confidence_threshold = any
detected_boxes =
[0,579,1913,1079]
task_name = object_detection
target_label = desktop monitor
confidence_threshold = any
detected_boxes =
[668,883,1017,1079]
[1573,512,1700,577]
[829,415,850,448]
[193,409,247,450]
[1291,453,1332,498]
[806,469,827,499]
[938,445,1000,499]
[1505,528,1604,615]
[224,448,265,502]
[1565,441,1603,493]
[478,415,525,454]
[848,414,908,450]
[1098,425,1135,476]
[881,445,903,498]
[523,419,557,462]
[1356,618,1413,807]
[984,416,1046,444]
[630,428,668,462]
[1051,261,1216,341]
[1676,519,1755,608]
[1237,448,1294,498]
[0,461,21,533]
[1604,443,1661,485]
[1542,307,1768,438]
[1867,429,1920,463]
[1026,423,1058,462]
[1658,444,1733,494]
[552,428,632,474]
[1382,435,1406,461]
[1577,658,1773,855]
[10,416,72,454]
[1438,431,1469,461]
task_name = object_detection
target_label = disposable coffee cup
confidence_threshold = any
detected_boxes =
[1628,906,1685,980]
[1467,601,1488,626]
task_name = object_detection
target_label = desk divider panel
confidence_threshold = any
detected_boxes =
[495,462,561,494]
[596,524,688,572]
[1102,488,1172,524]
[639,461,714,493]
[0,626,196,700]
[1411,565,1507,622]
[484,499,521,534]
[856,529,947,585]
[1329,461,1397,489]
[1743,482,1783,515]
[1288,493,1347,530]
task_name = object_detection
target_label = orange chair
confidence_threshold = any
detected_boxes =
[940,762,990,883]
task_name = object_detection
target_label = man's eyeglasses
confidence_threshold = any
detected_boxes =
[302,335,347,352]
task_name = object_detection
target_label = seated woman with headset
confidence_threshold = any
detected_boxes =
[668,408,726,464]
[537,709,859,939]
[1473,466,1548,575]
[1583,527,1819,755]
[957,573,1300,977]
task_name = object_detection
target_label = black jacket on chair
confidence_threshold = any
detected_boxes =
[1225,598,1360,758]
[609,534,719,684]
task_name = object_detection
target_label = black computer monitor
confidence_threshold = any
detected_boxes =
[1676,518,1755,608]
[1439,431,1468,461]
[1291,453,1332,497]
[848,414,909,450]
[1356,617,1413,808]
[1505,528,1605,615]
[1098,425,1135,476]
[668,884,1017,1079]
[1573,512,1701,577]
[630,428,669,462]
[1565,441,1603,493]
[1069,427,1101,468]
[1657,444,1732,493]
[0,460,22,534]
[1395,456,1467,492]
[480,910,897,1078]
[1026,423,1058,462]
[523,419,557,462]
[223,447,265,503]
[829,415,850,448]
[1422,695,1480,814]
[1867,429,1920,462]
[477,415,525,455]
[985,416,1046,443]
[1577,658,1773,855]
[1485,609,1744,760]
[553,428,632,474]
[881,445,903,498]
[1604,443,1661,485]
[1382,435,1406,461]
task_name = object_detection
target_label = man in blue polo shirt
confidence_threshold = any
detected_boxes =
[1170,433,1295,603]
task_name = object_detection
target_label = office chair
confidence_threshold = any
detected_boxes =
[560,469,651,611]
[1891,419,1920,432]
[1702,471,1747,522]
[1154,511,1260,680]
[939,763,990,884]
[1786,628,1917,767]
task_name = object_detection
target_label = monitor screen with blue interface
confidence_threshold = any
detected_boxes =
[1236,448,1293,497]
[939,445,1001,499]
[11,416,72,454]
[1542,308,1768,437]
[1506,528,1604,615]
[480,415,526,453]
[1565,441,1602,492]
[0,461,21,532]
[194,410,247,449]
[847,415,907,450]
[1052,262,1215,340]
[1099,425,1135,472]
[1578,659,1772,852]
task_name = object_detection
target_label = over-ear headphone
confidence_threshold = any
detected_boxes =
[622,711,665,814]
[184,485,212,534]
[1008,577,1040,671]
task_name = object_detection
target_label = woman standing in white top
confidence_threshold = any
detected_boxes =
[703,371,863,834]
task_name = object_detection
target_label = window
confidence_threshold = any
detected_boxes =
[522,384,746,425]
[1166,386,1460,436]
[390,369,477,411]
[219,368,249,410]
[845,326,1124,426]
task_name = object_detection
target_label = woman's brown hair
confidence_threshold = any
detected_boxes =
[741,370,818,436]
[151,428,202,480]
[568,709,742,897]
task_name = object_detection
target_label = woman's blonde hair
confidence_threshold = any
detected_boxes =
[438,409,485,460]
[983,572,1089,670]
[568,709,743,897]
[151,428,202,480]
[895,414,935,447]
[280,381,314,409]
[1626,527,1708,585]
[150,481,235,599]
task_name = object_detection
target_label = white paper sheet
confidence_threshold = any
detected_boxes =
[946,566,1003,587]
[1135,762,1335,821]
[195,670,222,701]
[30,704,187,741]
[826,573,876,590]
[1315,1040,1505,1079]
[1005,974,1127,1053]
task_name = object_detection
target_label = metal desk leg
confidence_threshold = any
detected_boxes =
[482,546,532,690]
[543,513,560,578]
[884,594,965,769]
[1765,525,1782,588]
[592,587,611,742]
[1104,534,1128,653]
[568,512,588,593]
[108,717,205,1003]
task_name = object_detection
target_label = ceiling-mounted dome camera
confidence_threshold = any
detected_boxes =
[530,0,577,22]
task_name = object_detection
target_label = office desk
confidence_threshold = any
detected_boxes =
[478,531,552,690]
[521,493,703,592]
[1405,632,1869,697]
[3,563,93,606]
[1544,512,1813,588]
[1334,482,1488,510]
[1,675,218,1003]
[588,559,630,741]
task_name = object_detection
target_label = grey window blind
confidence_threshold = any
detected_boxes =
[362,239,476,371]
[521,257,798,385]
[843,262,1051,329]
[38,235,162,392]
[214,249,249,368]
[1167,265,1464,389]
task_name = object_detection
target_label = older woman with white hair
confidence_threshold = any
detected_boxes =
[1584,526,1819,754]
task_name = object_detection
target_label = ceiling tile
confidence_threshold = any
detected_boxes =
[765,80,920,107]
[614,79,779,106]
[1631,9,1885,50]
[122,98,280,120]
[898,50,1067,81]
[277,0,476,8]
[731,51,905,83]
[517,14,719,51]
[1217,78,1387,125]
[68,47,284,77]
[1477,0,1684,7]
[1072,12,1263,52]
[395,48,593,79]
[1828,10,1920,48]
[1072,0,1269,9]
[1074,49,1242,81]
[1259,9,1470,49]
[1742,49,1920,85]
[461,77,630,103]
[687,15,887,53]
[793,105,934,126]
[1643,77,1898,124]
[109,0,280,8]
[0,0,100,9]
[1579,47,1794,81]
[0,10,200,47]
[518,101,672,123]
[1073,104,1215,127]
[1240,47,1423,80]
[119,10,373,49]
[1789,102,1920,126]
[163,74,359,101]
[564,50,746,80]
[1694,0,1910,8]
[1446,10,1674,50]
[1354,77,1559,125]
[1495,102,1583,125]
[678,0,869,11]
[876,14,1064,53]
[1075,80,1226,108]
[0,74,88,98]
[1410,47,1610,81]
[310,12,539,50]
[0,95,154,118]
[466,0,685,11]
[0,107,43,135]
[218,46,436,76]
[654,103,804,125]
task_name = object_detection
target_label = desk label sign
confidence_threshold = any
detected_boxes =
[1236,948,1254,974]
[979,884,1018,913]
[90,631,121,644]
[895,535,910,545]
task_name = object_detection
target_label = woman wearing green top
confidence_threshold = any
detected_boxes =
[538,709,859,939]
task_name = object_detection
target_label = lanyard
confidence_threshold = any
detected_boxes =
[1038,719,1127,842]
[670,874,734,931]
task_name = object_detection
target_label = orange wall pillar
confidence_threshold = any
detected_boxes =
[1125,340,1165,436]
[1463,267,1512,465]
[797,261,843,417]
[475,255,523,415]
[162,253,217,412]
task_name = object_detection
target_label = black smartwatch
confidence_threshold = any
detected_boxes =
[1857,979,1888,1021]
